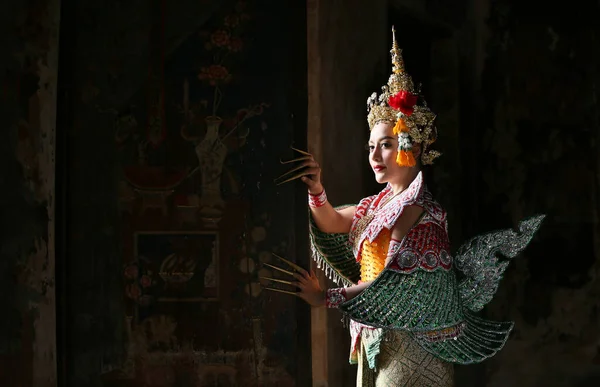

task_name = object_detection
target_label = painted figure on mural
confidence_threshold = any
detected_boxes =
[267,27,545,386]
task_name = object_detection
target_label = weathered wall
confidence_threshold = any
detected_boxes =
[0,0,60,386]
[465,1,600,386]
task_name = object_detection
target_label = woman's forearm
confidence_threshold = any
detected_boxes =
[344,281,371,300]
[309,189,355,234]
[311,200,348,233]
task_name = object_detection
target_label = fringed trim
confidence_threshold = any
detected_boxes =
[309,242,355,287]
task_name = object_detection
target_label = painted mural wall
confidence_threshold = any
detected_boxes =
[63,0,308,386]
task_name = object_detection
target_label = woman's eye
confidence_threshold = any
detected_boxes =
[381,143,392,149]
[366,145,375,152]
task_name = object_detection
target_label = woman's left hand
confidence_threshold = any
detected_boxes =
[293,268,325,307]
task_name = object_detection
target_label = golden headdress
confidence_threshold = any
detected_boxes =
[366,26,441,166]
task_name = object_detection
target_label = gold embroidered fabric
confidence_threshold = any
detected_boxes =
[352,212,376,255]
[360,228,391,282]
[357,330,454,387]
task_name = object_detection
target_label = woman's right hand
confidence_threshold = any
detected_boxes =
[300,156,324,195]
[293,268,325,307]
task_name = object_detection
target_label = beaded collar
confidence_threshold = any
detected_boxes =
[348,172,446,259]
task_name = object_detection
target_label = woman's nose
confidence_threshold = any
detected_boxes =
[370,147,382,161]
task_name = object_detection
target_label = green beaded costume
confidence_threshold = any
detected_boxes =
[310,172,544,379]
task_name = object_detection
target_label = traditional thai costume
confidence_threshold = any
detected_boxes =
[308,28,545,386]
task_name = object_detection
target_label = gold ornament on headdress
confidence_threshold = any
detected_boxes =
[366,26,441,166]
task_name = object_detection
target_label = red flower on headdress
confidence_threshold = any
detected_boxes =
[388,91,418,116]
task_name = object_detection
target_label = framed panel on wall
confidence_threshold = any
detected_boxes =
[127,231,220,305]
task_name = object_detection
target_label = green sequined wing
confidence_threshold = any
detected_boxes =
[338,268,464,332]
[454,215,545,312]
[337,267,517,365]
[309,206,361,286]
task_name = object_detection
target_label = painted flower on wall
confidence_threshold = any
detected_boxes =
[189,1,255,117]
[176,0,269,213]
[124,259,156,306]
[140,275,153,288]
[127,283,142,300]
[209,29,230,48]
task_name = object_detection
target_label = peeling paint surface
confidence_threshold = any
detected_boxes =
[0,0,60,386]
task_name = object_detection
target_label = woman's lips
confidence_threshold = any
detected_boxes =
[373,166,386,172]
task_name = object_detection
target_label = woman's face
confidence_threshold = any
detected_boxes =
[368,123,402,184]
[368,122,419,184]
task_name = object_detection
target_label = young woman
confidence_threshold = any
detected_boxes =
[269,28,544,386]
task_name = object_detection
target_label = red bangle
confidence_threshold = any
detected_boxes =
[325,287,347,308]
[308,190,327,208]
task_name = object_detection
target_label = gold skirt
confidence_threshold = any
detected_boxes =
[356,331,454,387]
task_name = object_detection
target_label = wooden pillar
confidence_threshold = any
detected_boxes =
[307,0,387,385]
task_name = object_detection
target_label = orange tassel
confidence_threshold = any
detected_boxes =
[392,118,408,135]
[396,150,416,167]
